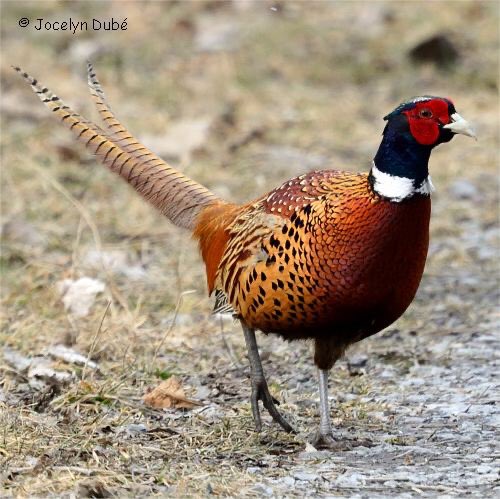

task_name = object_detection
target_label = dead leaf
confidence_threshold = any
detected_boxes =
[143,376,202,410]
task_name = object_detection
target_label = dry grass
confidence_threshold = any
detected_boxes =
[1,1,498,496]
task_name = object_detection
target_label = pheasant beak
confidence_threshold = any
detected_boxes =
[443,113,477,140]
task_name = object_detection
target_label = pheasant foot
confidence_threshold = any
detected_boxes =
[250,376,294,433]
[311,431,350,451]
[241,321,294,433]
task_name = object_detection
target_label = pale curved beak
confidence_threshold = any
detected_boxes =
[443,113,477,140]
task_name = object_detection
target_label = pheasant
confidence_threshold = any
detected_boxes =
[15,65,475,448]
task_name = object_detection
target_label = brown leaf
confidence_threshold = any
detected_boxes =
[143,376,202,410]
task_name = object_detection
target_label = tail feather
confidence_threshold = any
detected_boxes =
[87,62,143,155]
[14,65,221,230]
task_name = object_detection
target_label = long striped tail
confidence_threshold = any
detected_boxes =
[14,65,221,230]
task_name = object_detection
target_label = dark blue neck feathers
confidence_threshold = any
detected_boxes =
[373,115,431,185]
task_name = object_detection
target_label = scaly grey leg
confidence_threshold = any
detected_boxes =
[318,368,332,435]
[241,321,294,433]
[311,368,343,449]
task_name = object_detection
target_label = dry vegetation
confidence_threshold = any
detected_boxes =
[1,1,499,497]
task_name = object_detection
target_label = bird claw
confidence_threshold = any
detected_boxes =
[310,431,373,451]
[250,378,294,433]
[310,431,351,451]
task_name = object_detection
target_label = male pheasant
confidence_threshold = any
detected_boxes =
[15,65,475,448]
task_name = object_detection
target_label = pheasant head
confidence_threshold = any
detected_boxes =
[371,96,476,202]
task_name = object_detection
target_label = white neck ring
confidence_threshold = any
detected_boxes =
[370,163,434,202]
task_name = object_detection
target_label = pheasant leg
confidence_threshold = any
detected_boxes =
[241,322,294,433]
[311,368,344,449]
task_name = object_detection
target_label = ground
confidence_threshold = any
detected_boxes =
[1,1,499,497]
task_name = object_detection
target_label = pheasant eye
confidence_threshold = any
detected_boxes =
[419,109,433,118]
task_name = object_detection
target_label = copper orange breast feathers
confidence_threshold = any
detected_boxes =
[210,170,431,346]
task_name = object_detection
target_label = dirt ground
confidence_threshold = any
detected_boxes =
[1,1,499,497]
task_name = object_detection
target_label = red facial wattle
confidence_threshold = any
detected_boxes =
[403,99,452,146]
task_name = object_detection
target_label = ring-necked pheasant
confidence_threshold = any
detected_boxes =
[15,65,475,448]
